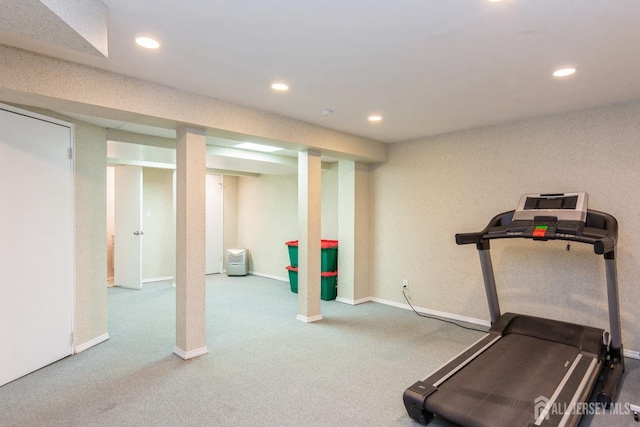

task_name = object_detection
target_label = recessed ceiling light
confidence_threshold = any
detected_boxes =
[487,0,504,2]
[235,142,283,153]
[135,37,160,49]
[368,115,382,122]
[553,67,578,77]
[271,83,289,91]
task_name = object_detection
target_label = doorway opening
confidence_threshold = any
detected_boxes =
[107,158,223,289]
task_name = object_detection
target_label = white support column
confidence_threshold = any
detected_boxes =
[297,150,323,322]
[337,160,370,305]
[174,126,208,359]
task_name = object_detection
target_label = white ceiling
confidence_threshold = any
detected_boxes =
[2,0,640,145]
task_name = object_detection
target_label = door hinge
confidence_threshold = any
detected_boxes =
[70,333,74,347]
[68,147,73,160]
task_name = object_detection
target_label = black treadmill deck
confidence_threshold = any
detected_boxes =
[404,314,606,427]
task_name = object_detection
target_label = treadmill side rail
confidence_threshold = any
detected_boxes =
[423,333,502,386]
[403,333,502,425]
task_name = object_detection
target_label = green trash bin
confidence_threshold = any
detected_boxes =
[286,265,298,293]
[321,240,338,272]
[285,240,298,267]
[321,271,338,301]
[285,239,338,271]
[286,266,338,300]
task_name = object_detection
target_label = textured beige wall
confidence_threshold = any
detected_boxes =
[142,167,175,280]
[237,167,339,279]
[354,162,371,300]
[336,160,371,302]
[370,100,640,352]
[322,163,339,240]
[73,120,107,346]
[238,174,298,278]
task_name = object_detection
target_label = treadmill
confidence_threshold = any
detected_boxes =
[403,193,624,427]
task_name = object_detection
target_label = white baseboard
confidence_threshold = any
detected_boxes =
[336,296,373,306]
[142,276,174,284]
[296,314,323,323]
[75,333,109,354]
[624,349,640,360]
[371,296,492,328]
[248,271,289,282]
[173,346,208,360]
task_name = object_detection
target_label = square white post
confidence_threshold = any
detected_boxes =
[297,150,322,322]
[174,126,208,359]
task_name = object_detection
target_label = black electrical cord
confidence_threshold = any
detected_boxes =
[402,287,488,333]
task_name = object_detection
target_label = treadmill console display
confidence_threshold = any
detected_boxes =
[481,193,590,240]
[513,192,588,222]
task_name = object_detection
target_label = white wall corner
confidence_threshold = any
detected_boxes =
[336,296,372,305]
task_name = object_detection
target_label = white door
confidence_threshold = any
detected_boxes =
[206,174,223,274]
[0,105,74,387]
[114,165,143,289]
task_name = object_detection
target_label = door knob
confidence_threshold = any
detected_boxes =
[133,231,140,235]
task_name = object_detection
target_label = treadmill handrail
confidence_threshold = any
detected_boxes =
[455,209,618,256]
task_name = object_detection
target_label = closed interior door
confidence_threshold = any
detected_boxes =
[0,105,74,387]
[114,165,143,289]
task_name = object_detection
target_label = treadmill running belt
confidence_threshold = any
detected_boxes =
[425,334,582,427]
